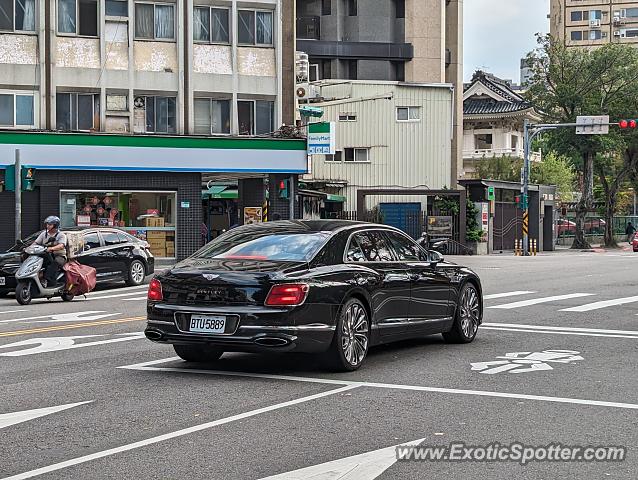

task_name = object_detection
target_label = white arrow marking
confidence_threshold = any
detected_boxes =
[0,333,144,356]
[0,401,93,430]
[31,311,120,324]
[259,438,425,480]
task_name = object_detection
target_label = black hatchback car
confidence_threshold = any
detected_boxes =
[145,220,483,371]
[0,227,154,296]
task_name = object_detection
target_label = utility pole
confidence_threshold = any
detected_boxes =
[522,120,530,255]
[14,149,21,241]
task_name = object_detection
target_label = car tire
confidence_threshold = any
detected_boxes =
[15,282,32,305]
[324,298,370,372]
[443,283,481,344]
[126,259,146,286]
[61,292,74,302]
[173,344,224,363]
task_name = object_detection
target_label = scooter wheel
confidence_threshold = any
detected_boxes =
[15,282,32,305]
[61,292,74,302]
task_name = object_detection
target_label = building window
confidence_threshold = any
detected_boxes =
[321,0,331,16]
[395,0,404,19]
[193,6,229,43]
[309,63,320,81]
[106,0,128,17]
[56,92,99,131]
[571,30,583,41]
[475,133,492,150]
[344,147,369,162]
[325,151,341,162]
[396,106,420,122]
[321,59,331,79]
[194,98,231,135]
[58,0,98,36]
[348,60,357,80]
[348,0,357,16]
[626,29,638,37]
[626,8,638,18]
[135,2,174,40]
[570,11,582,22]
[0,92,35,127]
[589,29,602,40]
[237,100,274,135]
[297,15,320,40]
[393,61,405,81]
[511,135,518,151]
[590,10,602,21]
[141,95,176,133]
[338,113,357,122]
[238,10,273,45]
[0,0,36,31]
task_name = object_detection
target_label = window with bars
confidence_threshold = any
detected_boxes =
[238,9,273,45]
[135,2,174,40]
[0,0,36,31]
[193,6,229,43]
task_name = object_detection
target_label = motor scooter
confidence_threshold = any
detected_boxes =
[14,244,74,305]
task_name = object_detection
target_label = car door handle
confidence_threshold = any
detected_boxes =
[408,273,420,281]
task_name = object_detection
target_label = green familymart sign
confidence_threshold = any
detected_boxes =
[0,131,308,174]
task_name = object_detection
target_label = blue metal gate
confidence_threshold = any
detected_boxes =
[379,203,422,238]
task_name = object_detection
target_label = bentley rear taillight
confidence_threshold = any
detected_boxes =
[265,284,309,306]
[148,278,163,301]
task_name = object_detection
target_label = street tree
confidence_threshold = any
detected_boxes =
[525,36,638,248]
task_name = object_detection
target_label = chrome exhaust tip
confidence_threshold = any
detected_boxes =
[253,336,290,347]
[145,329,164,341]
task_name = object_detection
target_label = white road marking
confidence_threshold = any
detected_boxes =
[560,295,638,312]
[122,297,147,301]
[2,385,359,480]
[91,285,148,295]
[81,291,149,301]
[0,311,119,325]
[483,291,535,300]
[0,401,92,430]
[119,358,638,410]
[259,438,425,480]
[481,327,638,339]
[470,350,583,375]
[483,323,638,335]
[0,310,27,315]
[487,293,594,309]
[0,333,144,356]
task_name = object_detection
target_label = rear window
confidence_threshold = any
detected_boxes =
[194,232,330,262]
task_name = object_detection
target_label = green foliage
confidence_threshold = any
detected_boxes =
[465,200,483,242]
[475,156,522,183]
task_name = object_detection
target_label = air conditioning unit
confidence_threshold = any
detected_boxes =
[296,84,321,101]
[614,30,622,37]
[589,19,601,28]
[295,51,309,83]
[602,31,608,38]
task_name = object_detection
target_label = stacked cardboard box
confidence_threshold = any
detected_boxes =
[146,230,166,257]
[144,217,165,227]
[165,240,175,257]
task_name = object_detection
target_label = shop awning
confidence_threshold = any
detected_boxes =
[202,186,239,199]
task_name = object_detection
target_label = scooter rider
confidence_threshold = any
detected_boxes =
[33,216,67,287]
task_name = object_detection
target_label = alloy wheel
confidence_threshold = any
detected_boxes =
[341,303,369,366]
[130,261,145,285]
[459,286,480,339]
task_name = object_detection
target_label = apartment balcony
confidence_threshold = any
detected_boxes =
[463,148,542,162]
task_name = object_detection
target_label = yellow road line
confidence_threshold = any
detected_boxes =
[0,316,146,338]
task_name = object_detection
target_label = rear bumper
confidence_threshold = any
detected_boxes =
[145,302,337,353]
[0,274,18,292]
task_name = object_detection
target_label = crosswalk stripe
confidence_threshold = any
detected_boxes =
[482,322,638,335]
[484,291,535,300]
[560,296,638,312]
[487,293,594,309]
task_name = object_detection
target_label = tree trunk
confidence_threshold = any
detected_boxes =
[603,190,616,247]
[572,151,594,249]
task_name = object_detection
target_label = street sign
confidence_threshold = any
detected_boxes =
[308,122,335,155]
[576,115,609,135]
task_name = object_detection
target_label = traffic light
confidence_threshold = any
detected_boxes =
[515,194,528,210]
[278,179,289,199]
[3,165,15,192]
[487,186,495,201]
[22,167,35,191]
[619,119,637,129]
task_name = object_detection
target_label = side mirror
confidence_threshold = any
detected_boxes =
[84,244,91,251]
[429,251,444,265]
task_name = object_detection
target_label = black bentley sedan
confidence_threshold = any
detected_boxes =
[145,220,482,371]
[0,227,154,296]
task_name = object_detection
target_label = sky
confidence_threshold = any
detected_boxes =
[464,0,550,83]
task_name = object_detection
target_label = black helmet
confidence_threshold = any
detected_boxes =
[44,216,61,228]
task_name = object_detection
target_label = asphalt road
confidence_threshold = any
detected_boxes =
[1,251,637,479]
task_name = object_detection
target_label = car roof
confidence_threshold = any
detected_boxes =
[232,220,399,235]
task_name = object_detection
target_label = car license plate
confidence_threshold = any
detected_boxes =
[189,315,226,334]
[0,277,5,286]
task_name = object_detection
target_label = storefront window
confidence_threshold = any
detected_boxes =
[59,190,177,257]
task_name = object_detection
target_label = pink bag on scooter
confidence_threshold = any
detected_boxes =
[63,261,97,295]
